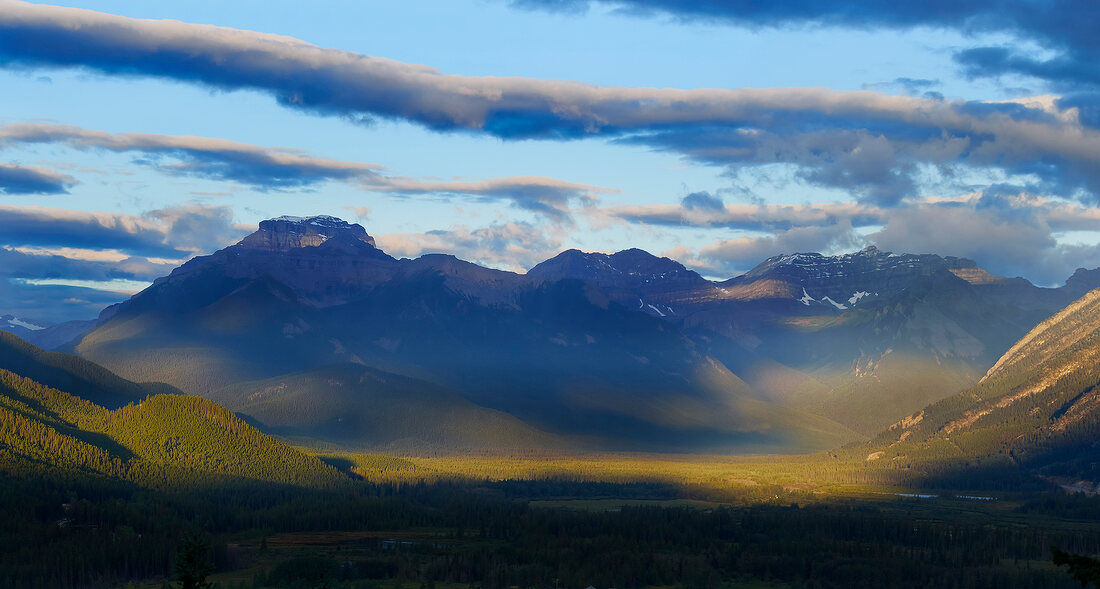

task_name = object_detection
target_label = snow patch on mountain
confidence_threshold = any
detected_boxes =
[2,315,46,330]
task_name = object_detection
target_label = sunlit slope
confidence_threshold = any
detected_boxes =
[868,288,1100,482]
[213,364,569,451]
[0,331,178,408]
[0,368,343,488]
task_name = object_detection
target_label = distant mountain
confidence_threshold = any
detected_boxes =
[681,247,1097,434]
[528,248,715,316]
[1,313,99,351]
[72,215,1100,451]
[75,216,857,453]
[1,314,49,336]
[869,287,1100,488]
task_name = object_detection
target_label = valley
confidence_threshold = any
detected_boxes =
[2,215,1099,588]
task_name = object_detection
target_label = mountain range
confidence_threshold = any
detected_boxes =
[8,215,1100,453]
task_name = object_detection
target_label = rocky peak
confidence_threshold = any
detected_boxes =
[1063,267,1100,296]
[237,215,377,252]
[529,248,693,281]
[725,247,995,309]
[527,247,713,313]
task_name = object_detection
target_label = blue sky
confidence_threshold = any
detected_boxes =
[0,0,1098,321]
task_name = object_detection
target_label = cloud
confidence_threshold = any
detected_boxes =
[867,191,1100,284]
[512,1,1100,130]
[0,277,129,323]
[0,122,377,189]
[0,162,74,194]
[627,189,1100,283]
[0,203,252,321]
[376,222,563,272]
[374,176,609,222]
[697,222,863,277]
[605,200,885,231]
[341,205,371,222]
[0,203,248,258]
[3,4,1100,205]
[0,122,610,221]
[681,191,724,212]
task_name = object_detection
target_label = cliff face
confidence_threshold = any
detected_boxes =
[237,216,377,252]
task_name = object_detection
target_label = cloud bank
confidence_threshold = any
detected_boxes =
[0,122,609,221]
[610,190,1100,284]
[509,0,1100,109]
[0,162,73,194]
[3,3,1100,205]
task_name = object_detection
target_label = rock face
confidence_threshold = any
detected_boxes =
[238,215,377,252]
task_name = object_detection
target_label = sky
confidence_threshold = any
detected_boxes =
[0,0,1099,322]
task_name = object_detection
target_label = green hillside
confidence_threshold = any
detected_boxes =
[0,330,179,408]
[0,368,344,489]
[861,288,1100,486]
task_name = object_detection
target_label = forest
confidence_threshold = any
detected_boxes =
[2,336,1099,589]
[4,454,1100,589]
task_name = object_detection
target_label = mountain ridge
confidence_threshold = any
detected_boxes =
[65,215,1100,453]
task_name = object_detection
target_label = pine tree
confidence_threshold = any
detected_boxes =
[175,533,214,589]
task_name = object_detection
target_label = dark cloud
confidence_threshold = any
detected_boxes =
[0,206,190,258]
[681,191,724,211]
[0,123,379,191]
[2,4,1100,206]
[0,163,74,194]
[513,0,1100,129]
[0,203,251,322]
[0,247,172,282]
[605,200,885,232]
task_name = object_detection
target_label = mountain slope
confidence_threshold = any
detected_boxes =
[868,288,1100,486]
[0,366,344,488]
[213,364,569,451]
[0,331,178,408]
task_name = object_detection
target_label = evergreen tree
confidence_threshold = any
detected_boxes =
[175,533,214,589]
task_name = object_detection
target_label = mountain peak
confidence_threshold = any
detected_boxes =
[238,215,376,252]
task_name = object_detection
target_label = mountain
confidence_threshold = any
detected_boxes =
[72,214,1100,451]
[676,247,1097,434]
[75,216,857,453]
[528,248,716,316]
[869,287,1100,488]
